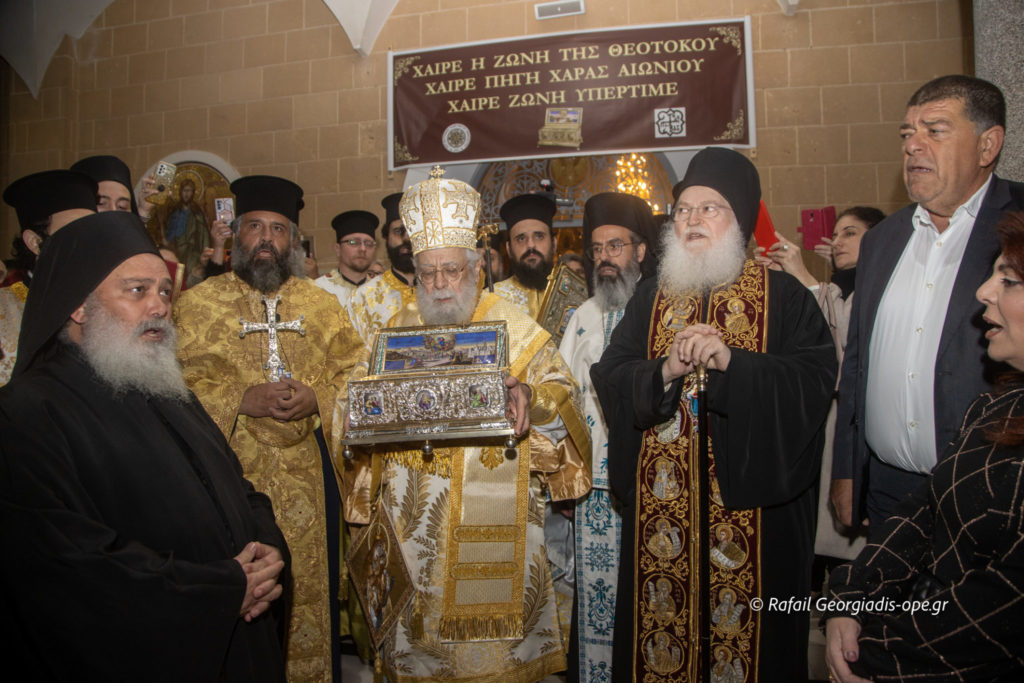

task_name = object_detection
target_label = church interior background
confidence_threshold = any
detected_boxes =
[0,0,984,287]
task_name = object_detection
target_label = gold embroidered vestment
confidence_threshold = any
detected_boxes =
[174,273,362,682]
[633,263,769,682]
[340,293,591,683]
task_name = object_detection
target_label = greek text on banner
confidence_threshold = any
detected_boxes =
[388,18,754,169]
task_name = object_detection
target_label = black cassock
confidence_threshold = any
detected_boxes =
[0,343,288,682]
[591,272,836,682]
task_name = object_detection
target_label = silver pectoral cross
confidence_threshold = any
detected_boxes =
[238,295,306,382]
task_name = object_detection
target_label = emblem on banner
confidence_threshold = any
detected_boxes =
[654,107,686,138]
[442,123,471,153]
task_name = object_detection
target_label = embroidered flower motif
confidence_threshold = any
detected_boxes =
[587,579,615,635]
[584,542,617,572]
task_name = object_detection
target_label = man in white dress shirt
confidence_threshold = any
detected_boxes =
[832,74,1024,529]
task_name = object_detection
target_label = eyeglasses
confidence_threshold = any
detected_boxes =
[672,203,732,222]
[586,240,638,260]
[341,238,376,249]
[418,263,467,283]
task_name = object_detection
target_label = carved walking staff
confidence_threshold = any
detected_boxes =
[696,364,711,683]
[238,294,306,382]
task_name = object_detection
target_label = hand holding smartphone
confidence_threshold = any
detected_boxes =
[798,206,837,250]
[215,197,235,223]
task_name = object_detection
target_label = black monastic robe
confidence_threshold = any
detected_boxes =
[0,343,288,682]
[592,270,836,682]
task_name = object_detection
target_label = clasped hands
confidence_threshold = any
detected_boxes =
[661,324,731,384]
[240,378,318,421]
[234,542,285,622]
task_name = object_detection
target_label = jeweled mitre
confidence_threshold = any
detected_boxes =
[399,166,481,256]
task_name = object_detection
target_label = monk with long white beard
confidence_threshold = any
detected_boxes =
[0,211,288,681]
[592,147,837,683]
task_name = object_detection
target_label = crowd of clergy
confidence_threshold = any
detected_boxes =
[1,73,1023,683]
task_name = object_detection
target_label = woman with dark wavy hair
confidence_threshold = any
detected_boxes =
[758,207,886,566]
[824,210,1024,682]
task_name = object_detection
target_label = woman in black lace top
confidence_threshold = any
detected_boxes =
[824,210,1024,683]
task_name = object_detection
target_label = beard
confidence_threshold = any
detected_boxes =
[657,223,747,297]
[233,239,300,294]
[592,257,642,313]
[416,280,480,325]
[78,298,190,401]
[387,238,415,274]
[510,249,553,291]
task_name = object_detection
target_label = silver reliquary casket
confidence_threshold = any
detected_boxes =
[342,321,514,450]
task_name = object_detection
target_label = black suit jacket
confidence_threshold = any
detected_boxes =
[833,175,1024,522]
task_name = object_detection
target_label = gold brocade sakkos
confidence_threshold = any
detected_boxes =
[633,261,769,683]
[174,273,363,683]
[339,293,591,683]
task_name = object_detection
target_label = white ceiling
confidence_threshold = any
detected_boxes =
[0,0,396,97]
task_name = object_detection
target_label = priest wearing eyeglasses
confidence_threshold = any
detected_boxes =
[591,147,836,683]
[315,209,379,307]
[339,168,591,682]
[558,191,659,682]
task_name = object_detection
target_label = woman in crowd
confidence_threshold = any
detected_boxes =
[758,206,885,559]
[824,210,1024,682]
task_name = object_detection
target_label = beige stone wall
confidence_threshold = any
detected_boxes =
[0,0,973,265]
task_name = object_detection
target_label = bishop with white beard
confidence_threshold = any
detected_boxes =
[591,148,837,683]
[339,167,591,683]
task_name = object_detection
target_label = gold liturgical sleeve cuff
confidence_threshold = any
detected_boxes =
[528,383,559,426]
[529,383,592,502]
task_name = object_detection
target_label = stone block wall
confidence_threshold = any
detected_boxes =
[1,0,974,266]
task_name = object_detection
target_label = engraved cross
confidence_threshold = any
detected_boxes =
[238,295,306,382]
[443,183,477,220]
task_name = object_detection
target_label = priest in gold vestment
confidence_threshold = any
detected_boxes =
[174,176,363,682]
[492,193,559,319]
[339,170,591,682]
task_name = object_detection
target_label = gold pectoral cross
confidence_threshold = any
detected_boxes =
[238,295,306,382]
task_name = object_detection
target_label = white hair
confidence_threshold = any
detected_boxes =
[69,294,190,401]
[592,256,642,313]
[414,247,481,325]
[657,220,746,297]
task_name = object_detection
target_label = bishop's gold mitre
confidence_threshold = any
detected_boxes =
[399,166,481,256]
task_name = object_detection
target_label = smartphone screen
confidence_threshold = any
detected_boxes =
[215,197,235,223]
